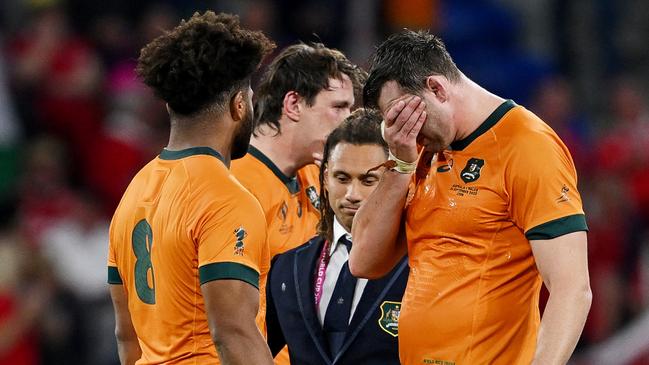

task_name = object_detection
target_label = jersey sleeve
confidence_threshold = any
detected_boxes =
[505,124,588,240]
[190,181,268,289]
[107,218,123,284]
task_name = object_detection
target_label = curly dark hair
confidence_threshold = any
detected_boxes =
[254,43,366,135]
[363,30,460,109]
[317,108,387,242]
[136,11,275,116]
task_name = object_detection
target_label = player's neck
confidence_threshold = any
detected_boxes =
[167,117,233,166]
[453,77,506,142]
[250,122,304,178]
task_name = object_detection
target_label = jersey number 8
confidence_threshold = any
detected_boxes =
[132,219,156,304]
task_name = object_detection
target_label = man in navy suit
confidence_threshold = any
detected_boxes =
[266,109,408,365]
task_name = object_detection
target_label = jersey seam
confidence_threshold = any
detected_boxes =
[468,218,506,362]
[468,125,503,362]
[182,158,200,358]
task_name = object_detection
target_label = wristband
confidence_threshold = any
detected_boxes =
[388,150,417,174]
[381,120,417,174]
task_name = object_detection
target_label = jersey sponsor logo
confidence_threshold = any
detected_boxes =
[460,158,484,183]
[233,227,247,256]
[378,301,401,337]
[306,186,320,210]
[556,185,570,203]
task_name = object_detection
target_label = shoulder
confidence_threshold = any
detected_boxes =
[494,105,572,162]
[496,106,563,146]
[231,153,277,203]
[297,164,320,183]
[231,153,270,183]
[188,158,263,212]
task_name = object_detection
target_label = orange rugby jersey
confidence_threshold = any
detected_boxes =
[231,146,321,258]
[231,146,319,365]
[107,147,269,365]
[400,100,588,365]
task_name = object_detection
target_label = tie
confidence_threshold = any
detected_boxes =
[323,236,356,356]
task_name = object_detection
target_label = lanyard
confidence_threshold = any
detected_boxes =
[313,239,332,306]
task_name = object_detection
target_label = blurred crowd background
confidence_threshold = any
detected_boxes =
[0,0,647,364]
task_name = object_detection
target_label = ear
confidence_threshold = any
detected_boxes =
[282,91,302,121]
[229,90,247,122]
[425,75,449,103]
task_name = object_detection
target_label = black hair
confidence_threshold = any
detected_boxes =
[136,11,275,116]
[363,30,460,109]
[254,43,366,135]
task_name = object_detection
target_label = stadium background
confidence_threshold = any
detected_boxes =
[0,0,647,364]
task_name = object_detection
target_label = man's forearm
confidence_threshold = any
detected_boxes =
[532,285,592,365]
[116,338,141,365]
[349,169,410,279]
[214,324,273,365]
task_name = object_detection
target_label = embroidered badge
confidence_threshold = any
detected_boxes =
[378,301,401,337]
[556,185,570,203]
[306,186,320,210]
[233,227,247,256]
[460,158,484,183]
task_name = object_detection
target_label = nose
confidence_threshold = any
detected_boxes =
[345,180,362,204]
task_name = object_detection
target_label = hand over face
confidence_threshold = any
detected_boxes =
[382,95,426,163]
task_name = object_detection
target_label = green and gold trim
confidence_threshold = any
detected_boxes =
[199,262,259,289]
[107,266,123,284]
[526,214,588,240]
[248,146,300,194]
[450,99,516,151]
[159,147,224,163]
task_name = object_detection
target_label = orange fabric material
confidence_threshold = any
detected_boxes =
[108,152,269,364]
[231,154,321,258]
[399,105,585,364]
[232,153,321,365]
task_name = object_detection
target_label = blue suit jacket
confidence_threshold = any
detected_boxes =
[266,235,409,365]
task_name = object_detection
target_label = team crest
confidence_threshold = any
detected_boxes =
[460,158,484,183]
[306,186,320,210]
[233,227,247,256]
[378,301,401,337]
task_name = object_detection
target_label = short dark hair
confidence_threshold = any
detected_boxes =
[317,109,388,241]
[136,11,275,116]
[363,30,461,109]
[254,43,366,135]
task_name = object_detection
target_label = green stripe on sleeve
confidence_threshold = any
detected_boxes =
[526,214,588,240]
[199,262,259,289]
[108,266,123,284]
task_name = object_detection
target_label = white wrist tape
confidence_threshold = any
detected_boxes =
[388,150,417,174]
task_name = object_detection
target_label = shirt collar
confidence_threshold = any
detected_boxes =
[331,217,352,256]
